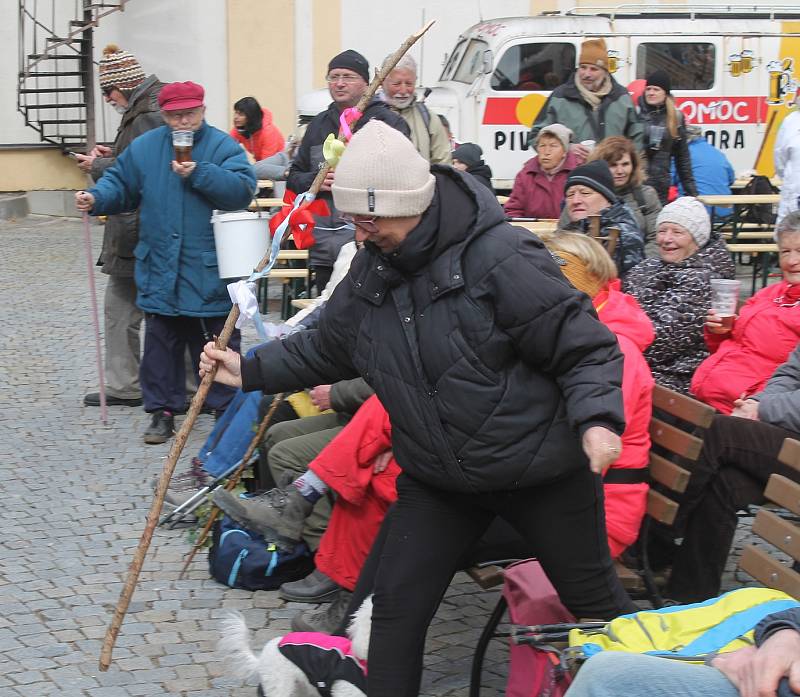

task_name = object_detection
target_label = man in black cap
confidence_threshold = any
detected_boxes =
[287,49,410,290]
[560,160,645,275]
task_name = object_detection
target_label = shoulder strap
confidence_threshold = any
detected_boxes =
[417,102,431,134]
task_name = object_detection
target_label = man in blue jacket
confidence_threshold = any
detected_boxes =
[76,81,256,444]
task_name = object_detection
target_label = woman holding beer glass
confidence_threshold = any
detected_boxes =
[637,70,697,204]
[623,197,734,394]
[690,212,800,413]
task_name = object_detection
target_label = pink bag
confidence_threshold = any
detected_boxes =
[503,559,575,697]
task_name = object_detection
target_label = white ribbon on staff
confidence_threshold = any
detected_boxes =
[227,280,268,339]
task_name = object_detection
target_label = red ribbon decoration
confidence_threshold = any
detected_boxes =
[268,189,331,249]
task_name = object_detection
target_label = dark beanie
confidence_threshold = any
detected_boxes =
[328,49,370,83]
[452,142,483,168]
[565,160,617,202]
[646,69,672,94]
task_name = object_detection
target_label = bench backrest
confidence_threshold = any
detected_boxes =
[647,385,714,525]
[738,438,800,599]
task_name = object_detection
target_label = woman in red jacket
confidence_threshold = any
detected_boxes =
[229,96,286,179]
[504,124,582,220]
[690,213,800,413]
[545,232,655,557]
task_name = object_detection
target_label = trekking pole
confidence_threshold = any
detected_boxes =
[82,211,107,425]
[99,20,435,671]
[158,456,246,528]
[177,393,285,578]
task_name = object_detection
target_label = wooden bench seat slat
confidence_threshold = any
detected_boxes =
[290,298,315,310]
[276,250,310,260]
[764,475,800,516]
[753,509,800,560]
[649,418,704,461]
[266,269,310,279]
[646,489,679,526]
[740,545,800,599]
[648,453,691,494]
[651,385,715,428]
[778,438,800,474]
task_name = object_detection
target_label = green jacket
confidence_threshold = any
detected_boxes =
[531,74,644,150]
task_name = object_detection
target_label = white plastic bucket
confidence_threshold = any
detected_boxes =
[210,210,270,279]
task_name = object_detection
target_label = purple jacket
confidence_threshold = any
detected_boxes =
[504,151,582,219]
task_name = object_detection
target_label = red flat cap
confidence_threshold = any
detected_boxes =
[158,81,205,111]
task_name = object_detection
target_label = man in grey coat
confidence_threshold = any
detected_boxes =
[75,44,163,407]
[661,342,800,603]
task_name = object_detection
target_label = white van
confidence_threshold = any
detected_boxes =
[426,6,800,188]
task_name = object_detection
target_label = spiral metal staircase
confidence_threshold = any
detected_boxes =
[17,1,132,151]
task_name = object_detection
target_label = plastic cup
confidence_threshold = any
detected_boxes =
[710,279,740,331]
[172,130,194,163]
[580,139,596,152]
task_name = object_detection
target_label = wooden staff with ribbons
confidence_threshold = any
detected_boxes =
[99,19,436,671]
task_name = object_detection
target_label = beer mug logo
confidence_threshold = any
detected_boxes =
[729,53,742,77]
[740,49,753,74]
[766,59,794,106]
[607,50,620,74]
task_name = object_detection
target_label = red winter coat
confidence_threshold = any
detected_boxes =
[595,280,655,558]
[229,107,285,161]
[312,395,400,591]
[691,281,800,414]
[504,151,581,219]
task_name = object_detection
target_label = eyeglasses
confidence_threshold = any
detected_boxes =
[341,214,379,234]
[326,73,363,84]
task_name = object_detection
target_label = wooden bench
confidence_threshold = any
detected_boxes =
[467,385,714,697]
[738,437,800,599]
[725,242,779,293]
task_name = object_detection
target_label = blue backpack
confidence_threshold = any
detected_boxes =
[209,515,314,590]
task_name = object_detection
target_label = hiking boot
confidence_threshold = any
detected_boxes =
[291,589,353,634]
[84,392,142,407]
[212,486,312,544]
[279,568,340,604]
[153,458,212,507]
[144,410,175,444]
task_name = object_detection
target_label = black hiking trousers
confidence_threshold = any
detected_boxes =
[353,467,636,697]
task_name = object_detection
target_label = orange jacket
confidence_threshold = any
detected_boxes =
[229,107,284,161]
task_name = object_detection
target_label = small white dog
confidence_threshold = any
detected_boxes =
[218,596,372,697]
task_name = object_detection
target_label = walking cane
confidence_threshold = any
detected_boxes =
[82,211,108,425]
[177,393,285,579]
[99,19,435,671]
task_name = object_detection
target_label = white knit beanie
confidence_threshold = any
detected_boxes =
[332,120,435,217]
[656,196,710,247]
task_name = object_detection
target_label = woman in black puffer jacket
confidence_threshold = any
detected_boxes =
[638,70,698,204]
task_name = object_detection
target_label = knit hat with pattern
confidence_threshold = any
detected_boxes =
[98,44,145,91]
[332,120,435,216]
[656,196,710,247]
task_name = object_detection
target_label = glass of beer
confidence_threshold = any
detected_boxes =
[740,49,753,73]
[767,60,785,105]
[607,50,620,73]
[172,130,194,163]
[710,279,740,333]
[729,53,742,77]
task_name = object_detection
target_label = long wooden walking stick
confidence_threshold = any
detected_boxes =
[82,211,108,424]
[177,393,286,579]
[99,19,435,671]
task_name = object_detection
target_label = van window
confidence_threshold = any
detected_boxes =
[491,43,576,91]
[636,43,715,90]
[441,40,467,82]
[451,39,490,84]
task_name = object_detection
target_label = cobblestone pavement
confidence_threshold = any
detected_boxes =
[0,215,762,697]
